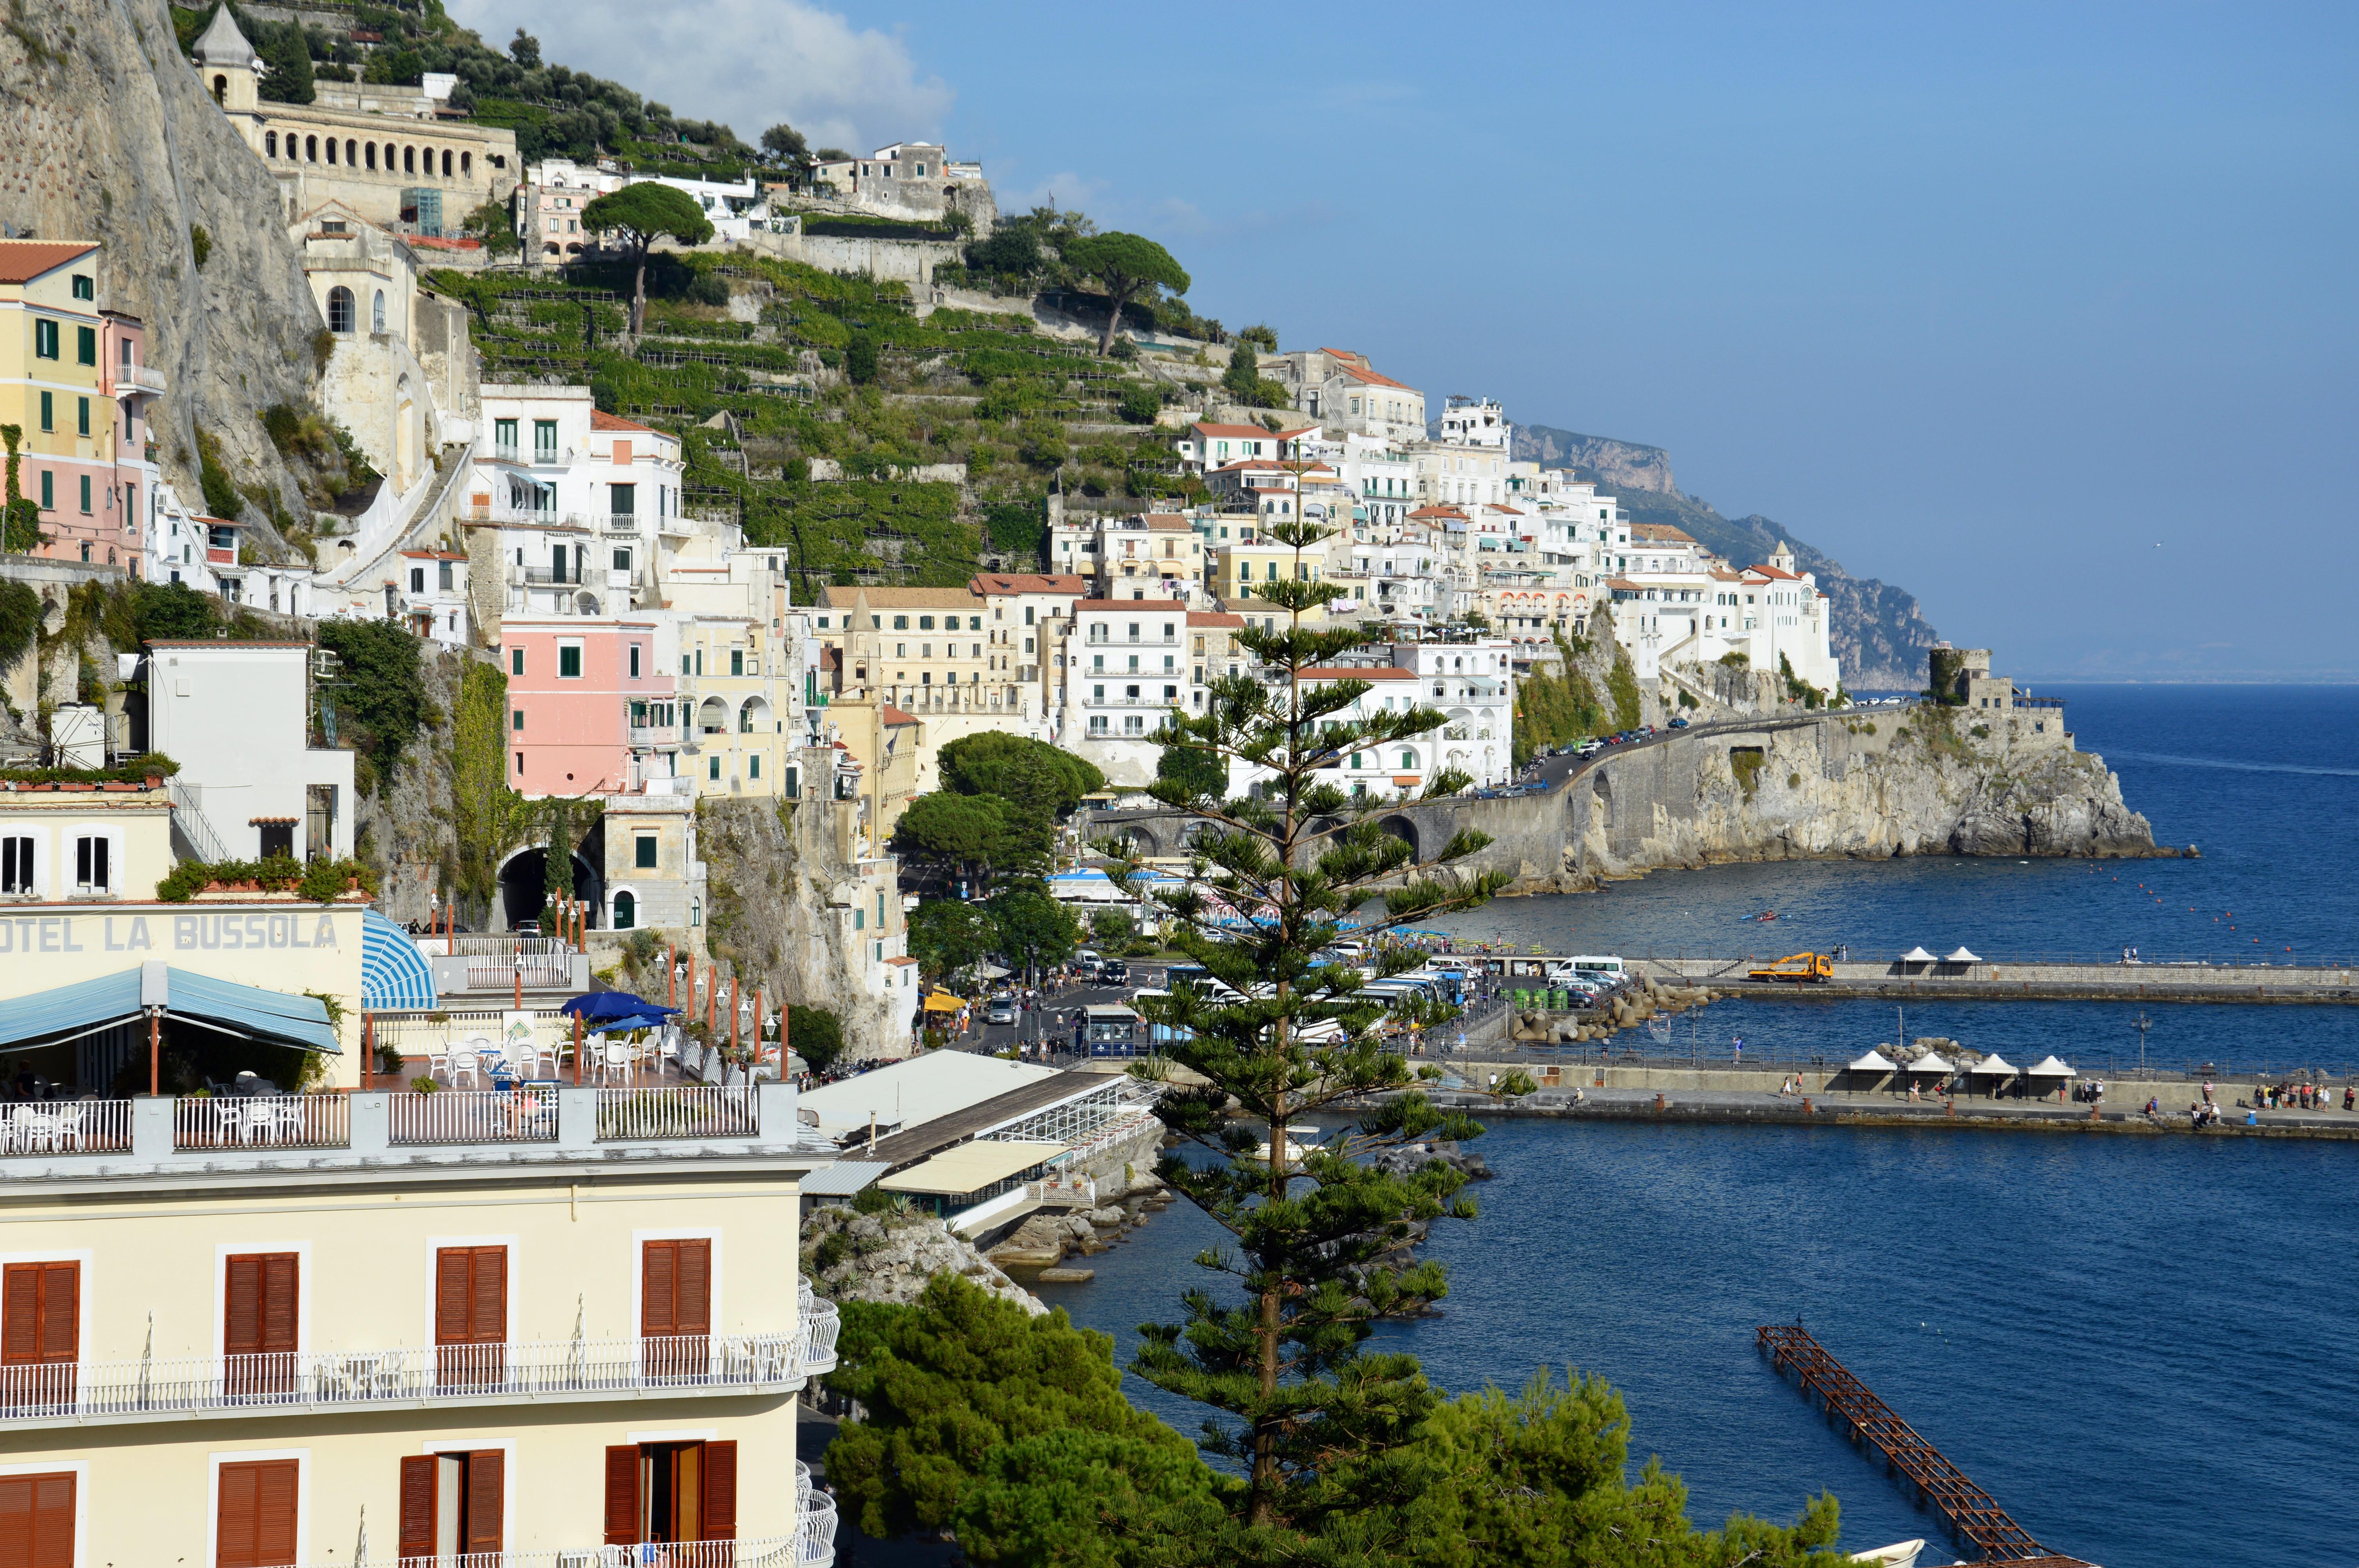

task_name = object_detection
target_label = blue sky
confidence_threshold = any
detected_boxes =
[464,1,2359,679]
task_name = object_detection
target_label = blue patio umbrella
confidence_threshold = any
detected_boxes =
[559,992,680,1033]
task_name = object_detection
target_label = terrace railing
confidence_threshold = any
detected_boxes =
[595,1085,760,1141]
[0,1099,133,1156]
[389,1089,561,1145]
[174,1094,349,1151]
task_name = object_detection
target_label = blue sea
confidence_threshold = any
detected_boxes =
[1039,686,2359,1568]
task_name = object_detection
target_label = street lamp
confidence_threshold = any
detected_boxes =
[2133,1010,2152,1073]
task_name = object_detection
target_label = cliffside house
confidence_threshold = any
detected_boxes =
[0,240,161,572]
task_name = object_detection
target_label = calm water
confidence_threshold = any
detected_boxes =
[1038,688,2359,1566]
[1042,1123,2359,1568]
[1433,684,2359,1074]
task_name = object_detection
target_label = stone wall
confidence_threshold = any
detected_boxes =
[732,231,964,285]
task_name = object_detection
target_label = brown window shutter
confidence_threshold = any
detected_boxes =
[0,1473,76,1568]
[35,1265,73,1363]
[471,1250,506,1343]
[465,1449,504,1553]
[255,1459,299,1566]
[677,1240,711,1335]
[398,1455,436,1560]
[434,1249,469,1344]
[224,1256,262,1357]
[642,1241,676,1336]
[216,1463,259,1567]
[261,1256,298,1354]
[1,1263,71,1367]
[604,1446,641,1546]
[1,1267,35,1363]
[702,1440,737,1541]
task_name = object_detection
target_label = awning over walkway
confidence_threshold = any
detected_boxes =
[879,1139,1065,1197]
[0,962,339,1054]
[362,907,438,1010]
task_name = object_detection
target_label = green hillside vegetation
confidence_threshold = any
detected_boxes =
[427,251,1204,602]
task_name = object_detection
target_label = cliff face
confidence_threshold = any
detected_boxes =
[697,795,905,1065]
[1556,710,2160,891]
[0,0,320,547]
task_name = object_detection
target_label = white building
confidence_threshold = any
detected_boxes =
[1061,598,1197,785]
[1260,348,1427,445]
[1382,638,1515,787]
[1173,420,1314,476]
[132,639,356,862]
[468,389,685,618]
[517,158,626,260]
[1435,396,1510,449]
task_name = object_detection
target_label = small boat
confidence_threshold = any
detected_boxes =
[1749,910,1780,922]
[1849,1541,1924,1568]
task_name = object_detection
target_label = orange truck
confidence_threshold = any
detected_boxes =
[1747,952,1833,983]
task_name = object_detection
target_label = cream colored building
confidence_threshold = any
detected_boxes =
[0,1082,840,1564]
[814,586,1040,789]
[193,9,520,232]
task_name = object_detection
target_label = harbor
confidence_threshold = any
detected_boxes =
[1437,949,2359,1004]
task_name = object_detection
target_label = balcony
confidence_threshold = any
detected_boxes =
[0,1307,840,1430]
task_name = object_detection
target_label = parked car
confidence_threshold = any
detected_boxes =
[1669,716,1690,729]
[985,995,1018,1026]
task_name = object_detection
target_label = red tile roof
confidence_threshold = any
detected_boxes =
[970,573,1089,595]
[1407,505,1467,520]
[590,409,660,435]
[1078,599,1189,613]
[1301,666,1416,681]
[1191,422,1288,440]
[1187,611,1246,628]
[881,705,920,725]
[1746,563,1803,581]
[1333,360,1415,391]
[0,241,97,285]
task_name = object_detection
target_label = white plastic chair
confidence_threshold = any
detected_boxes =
[449,1051,481,1091]
[51,1104,83,1152]
[12,1107,51,1154]
[599,1041,632,1085]
[427,1047,453,1086]
[507,1043,543,1080]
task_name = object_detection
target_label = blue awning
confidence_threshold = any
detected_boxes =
[361,907,437,1010]
[0,963,338,1054]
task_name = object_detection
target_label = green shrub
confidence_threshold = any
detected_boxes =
[1116,384,1160,424]
[189,224,211,269]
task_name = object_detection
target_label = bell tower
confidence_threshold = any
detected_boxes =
[192,5,259,114]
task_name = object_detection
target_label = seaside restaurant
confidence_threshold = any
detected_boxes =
[0,780,369,1105]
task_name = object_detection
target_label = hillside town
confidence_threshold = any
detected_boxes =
[0,7,1879,1564]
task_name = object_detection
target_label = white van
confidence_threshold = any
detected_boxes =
[1548,955,1625,984]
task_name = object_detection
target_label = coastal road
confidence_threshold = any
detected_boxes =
[1519,700,1921,795]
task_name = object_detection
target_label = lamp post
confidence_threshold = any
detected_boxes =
[2134,1010,2152,1074]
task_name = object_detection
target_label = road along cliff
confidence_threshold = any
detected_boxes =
[1107,701,2165,896]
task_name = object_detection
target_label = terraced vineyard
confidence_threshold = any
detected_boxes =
[428,254,1212,597]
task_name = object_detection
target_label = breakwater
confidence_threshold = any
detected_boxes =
[1632,956,2359,1004]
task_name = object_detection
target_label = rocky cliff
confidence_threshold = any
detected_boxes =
[1553,707,2162,891]
[1512,423,1939,689]
[0,0,320,550]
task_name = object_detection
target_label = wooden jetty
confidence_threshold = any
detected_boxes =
[1756,1324,2097,1566]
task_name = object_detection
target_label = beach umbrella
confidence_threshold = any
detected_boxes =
[1945,946,1981,963]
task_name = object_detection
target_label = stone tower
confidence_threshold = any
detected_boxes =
[191,6,258,114]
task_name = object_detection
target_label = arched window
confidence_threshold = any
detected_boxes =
[212,75,227,104]
[403,146,415,175]
[461,151,471,175]
[325,138,337,165]
[441,149,453,178]
[612,891,636,930]
[365,143,377,171]
[264,131,277,157]
[371,290,385,333]
[327,286,354,334]
[305,135,318,162]
[345,139,356,165]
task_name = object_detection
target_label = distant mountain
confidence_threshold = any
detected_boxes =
[1509,422,1939,690]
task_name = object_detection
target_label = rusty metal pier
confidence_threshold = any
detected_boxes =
[1756,1324,2096,1566]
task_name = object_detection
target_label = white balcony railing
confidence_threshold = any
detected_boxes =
[334,1508,835,1566]
[0,1309,839,1428]
[174,1094,350,1151]
[596,1085,760,1141]
[389,1089,562,1145]
[0,1099,134,1156]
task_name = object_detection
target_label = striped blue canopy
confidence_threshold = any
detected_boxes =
[361,908,438,1011]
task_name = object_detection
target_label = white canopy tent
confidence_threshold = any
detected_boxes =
[1967,1053,2017,1075]
[1905,1052,1955,1075]
[1945,946,1981,963]
[2026,1055,2076,1077]
[1846,1049,1896,1073]
[1899,946,1936,963]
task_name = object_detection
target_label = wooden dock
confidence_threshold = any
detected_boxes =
[1756,1324,2097,1566]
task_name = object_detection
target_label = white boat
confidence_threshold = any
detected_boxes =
[1850,1541,1924,1568]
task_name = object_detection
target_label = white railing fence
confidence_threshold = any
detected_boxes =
[1026,1174,1098,1208]
[373,1011,573,1069]
[173,1094,350,1151]
[388,1089,561,1145]
[595,1085,758,1141]
[0,1332,810,1423]
[365,1526,823,1566]
[0,1098,133,1156]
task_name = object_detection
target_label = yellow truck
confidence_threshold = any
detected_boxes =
[1748,952,1834,983]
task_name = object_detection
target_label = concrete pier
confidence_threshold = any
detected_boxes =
[1626,956,2359,1004]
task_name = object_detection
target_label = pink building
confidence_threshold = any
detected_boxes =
[502,617,676,797]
